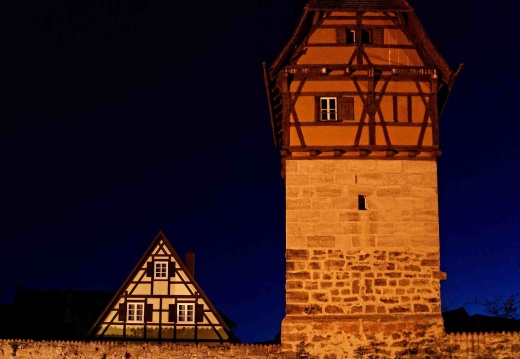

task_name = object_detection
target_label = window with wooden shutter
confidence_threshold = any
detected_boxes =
[127,302,145,323]
[154,261,168,279]
[336,28,355,44]
[318,97,337,121]
[338,97,355,121]
[177,303,195,323]
[372,28,384,45]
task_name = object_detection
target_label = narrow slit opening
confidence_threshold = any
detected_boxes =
[358,195,367,210]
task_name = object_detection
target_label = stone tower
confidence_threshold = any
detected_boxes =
[263,1,461,357]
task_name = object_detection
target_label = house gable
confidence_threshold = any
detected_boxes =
[90,230,234,342]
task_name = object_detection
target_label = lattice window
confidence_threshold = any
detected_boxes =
[154,261,168,279]
[178,303,195,324]
[127,303,144,323]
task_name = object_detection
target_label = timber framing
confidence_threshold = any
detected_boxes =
[89,231,236,343]
[263,0,462,159]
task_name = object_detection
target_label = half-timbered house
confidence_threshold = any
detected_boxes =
[90,231,237,343]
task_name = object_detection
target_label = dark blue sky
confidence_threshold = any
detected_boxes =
[1,0,519,343]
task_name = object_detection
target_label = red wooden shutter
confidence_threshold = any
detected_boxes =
[372,28,384,45]
[146,262,153,277]
[118,304,127,321]
[195,304,204,322]
[338,97,354,121]
[315,97,321,121]
[168,304,177,322]
[168,262,175,277]
[145,304,153,322]
[335,28,346,44]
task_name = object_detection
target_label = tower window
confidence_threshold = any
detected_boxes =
[358,195,367,210]
[320,97,337,121]
[347,29,356,43]
[336,28,356,44]
[316,96,354,122]
[336,28,383,45]
[361,29,372,44]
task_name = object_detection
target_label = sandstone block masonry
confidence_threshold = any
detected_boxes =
[282,159,446,357]
[3,333,520,359]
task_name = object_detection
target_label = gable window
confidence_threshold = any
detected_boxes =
[146,260,175,278]
[154,261,168,279]
[178,303,195,323]
[320,97,337,121]
[127,303,144,323]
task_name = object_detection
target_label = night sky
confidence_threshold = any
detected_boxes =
[2,0,520,344]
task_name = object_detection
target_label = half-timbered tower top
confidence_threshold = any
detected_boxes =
[264,0,462,159]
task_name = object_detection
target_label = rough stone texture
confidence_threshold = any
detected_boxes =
[283,159,445,358]
[3,333,520,359]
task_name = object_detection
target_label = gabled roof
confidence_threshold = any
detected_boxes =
[89,230,235,341]
[308,0,412,11]
[268,0,456,87]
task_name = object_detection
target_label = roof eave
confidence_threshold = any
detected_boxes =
[406,11,455,86]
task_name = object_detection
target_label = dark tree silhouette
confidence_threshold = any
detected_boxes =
[477,293,520,320]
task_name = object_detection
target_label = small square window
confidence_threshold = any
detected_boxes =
[358,195,367,210]
[154,261,168,279]
[361,29,372,44]
[177,303,195,324]
[347,29,356,44]
[127,303,144,323]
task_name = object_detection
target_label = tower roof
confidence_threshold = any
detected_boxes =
[267,0,456,86]
[308,0,412,11]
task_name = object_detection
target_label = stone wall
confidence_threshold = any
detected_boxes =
[2,333,520,358]
[0,340,282,359]
[282,158,445,357]
[446,332,520,358]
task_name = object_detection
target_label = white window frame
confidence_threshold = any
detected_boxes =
[154,261,168,279]
[320,97,337,121]
[127,302,144,323]
[177,303,195,324]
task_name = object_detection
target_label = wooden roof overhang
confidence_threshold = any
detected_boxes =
[263,0,461,148]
